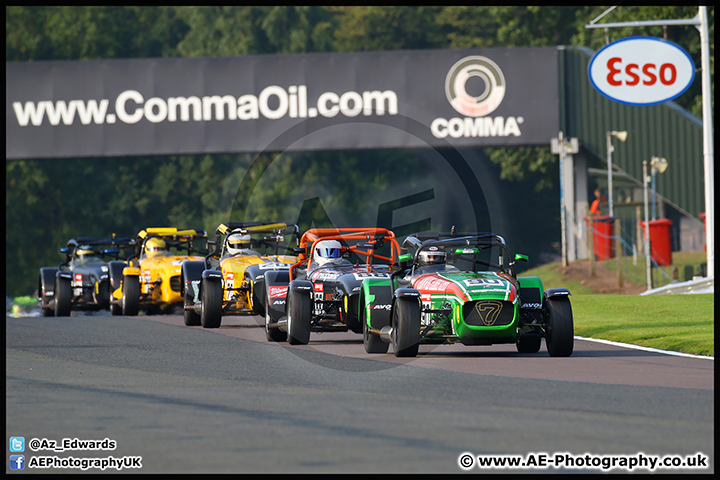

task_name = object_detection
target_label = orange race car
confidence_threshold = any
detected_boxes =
[272,228,401,345]
[108,227,207,315]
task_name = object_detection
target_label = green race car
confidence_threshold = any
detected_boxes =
[359,230,574,357]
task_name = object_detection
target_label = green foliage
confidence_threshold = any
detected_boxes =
[571,294,714,356]
[5,6,713,297]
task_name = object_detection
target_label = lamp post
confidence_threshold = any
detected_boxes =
[643,156,668,290]
[605,130,627,218]
[650,156,668,220]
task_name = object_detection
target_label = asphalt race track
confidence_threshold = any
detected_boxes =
[6,312,714,474]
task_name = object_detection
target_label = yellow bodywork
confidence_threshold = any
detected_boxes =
[112,227,207,310]
[219,253,296,312]
[138,253,204,306]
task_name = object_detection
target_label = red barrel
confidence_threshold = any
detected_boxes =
[586,215,615,261]
[638,218,673,266]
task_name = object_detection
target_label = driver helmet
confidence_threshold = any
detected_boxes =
[226,233,252,255]
[418,247,446,267]
[145,237,166,257]
[76,246,96,262]
[313,240,343,266]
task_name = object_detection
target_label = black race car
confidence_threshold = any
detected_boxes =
[268,228,401,345]
[38,235,135,316]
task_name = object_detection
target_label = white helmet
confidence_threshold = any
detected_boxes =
[226,233,252,255]
[418,248,446,267]
[313,240,342,266]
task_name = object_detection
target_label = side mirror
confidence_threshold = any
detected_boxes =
[514,253,529,263]
[60,247,69,254]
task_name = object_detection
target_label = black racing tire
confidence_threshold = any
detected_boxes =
[54,276,72,317]
[392,297,420,357]
[122,275,140,316]
[110,303,122,316]
[546,297,574,357]
[247,273,266,317]
[201,280,223,328]
[94,279,110,310]
[361,292,388,354]
[287,288,311,345]
[345,294,362,334]
[516,334,542,353]
[184,306,201,326]
[265,282,287,342]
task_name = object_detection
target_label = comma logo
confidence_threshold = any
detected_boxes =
[445,56,506,117]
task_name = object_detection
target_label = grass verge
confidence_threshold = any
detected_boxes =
[520,259,714,357]
[571,294,714,357]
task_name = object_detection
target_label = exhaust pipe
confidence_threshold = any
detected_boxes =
[378,325,393,344]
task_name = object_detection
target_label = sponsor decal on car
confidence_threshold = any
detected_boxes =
[352,272,390,280]
[259,262,290,270]
[269,285,288,299]
[314,283,324,292]
[414,275,452,292]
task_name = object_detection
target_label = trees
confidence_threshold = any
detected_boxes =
[5,6,712,297]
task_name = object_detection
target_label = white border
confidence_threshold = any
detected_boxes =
[576,336,713,360]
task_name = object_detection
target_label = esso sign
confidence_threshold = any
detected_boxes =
[589,36,695,106]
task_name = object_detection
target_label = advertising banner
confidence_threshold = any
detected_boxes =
[6,47,559,159]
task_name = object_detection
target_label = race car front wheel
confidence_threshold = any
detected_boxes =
[287,289,311,345]
[201,281,223,328]
[361,291,389,354]
[545,297,574,357]
[392,296,420,357]
[265,282,287,342]
[54,277,72,317]
[122,276,140,316]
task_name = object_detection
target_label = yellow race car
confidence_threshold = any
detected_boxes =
[108,227,207,315]
[181,222,300,334]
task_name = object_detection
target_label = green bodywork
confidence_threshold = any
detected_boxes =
[360,270,546,344]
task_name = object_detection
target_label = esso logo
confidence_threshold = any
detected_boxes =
[589,36,695,106]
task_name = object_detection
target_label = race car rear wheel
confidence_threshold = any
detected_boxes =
[392,296,420,357]
[287,288,311,345]
[201,281,223,328]
[122,275,140,316]
[516,334,542,353]
[265,282,287,342]
[184,307,201,326]
[361,292,388,354]
[54,276,72,317]
[545,297,574,357]
[110,303,122,316]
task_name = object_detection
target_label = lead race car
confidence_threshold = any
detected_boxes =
[109,227,207,316]
[359,230,574,357]
[272,228,402,345]
[38,235,135,316]
[181,222,301,331]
